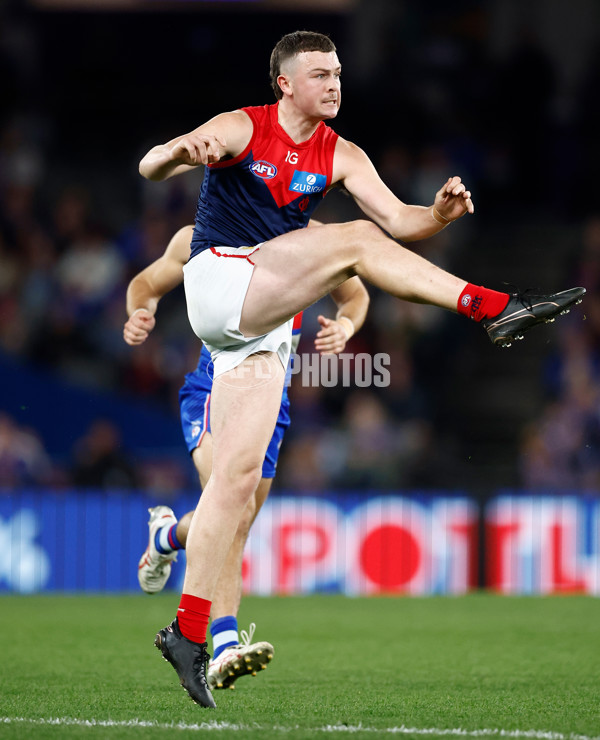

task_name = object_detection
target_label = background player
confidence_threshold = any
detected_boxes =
[123,222,369,690]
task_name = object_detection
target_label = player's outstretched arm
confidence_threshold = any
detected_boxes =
[315,276,370,355]
[123,225,193,346]
[333,137,473,243]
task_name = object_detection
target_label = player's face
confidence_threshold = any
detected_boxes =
[282,51,341,120]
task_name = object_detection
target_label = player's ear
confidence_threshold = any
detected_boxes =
[277,74,292,96]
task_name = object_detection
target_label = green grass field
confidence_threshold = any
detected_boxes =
[1,594,598,739]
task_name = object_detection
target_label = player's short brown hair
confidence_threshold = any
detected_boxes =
[270,31,336,100]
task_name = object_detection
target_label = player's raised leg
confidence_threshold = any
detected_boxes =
[241,220,584,347]
[241,220,467,335]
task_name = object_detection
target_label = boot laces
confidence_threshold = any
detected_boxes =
[192,643,210,685]
[240,622,256,647]
[504,284,540,313]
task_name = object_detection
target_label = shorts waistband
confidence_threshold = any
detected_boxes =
[209,245,261,264]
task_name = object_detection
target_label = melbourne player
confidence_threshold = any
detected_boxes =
[138,30,584,707]
[124,222,369,691]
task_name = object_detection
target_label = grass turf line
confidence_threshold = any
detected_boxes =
[0,594,598,739]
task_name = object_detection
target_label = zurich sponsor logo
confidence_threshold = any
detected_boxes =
[250,160,277,179]
[289,170,327,194]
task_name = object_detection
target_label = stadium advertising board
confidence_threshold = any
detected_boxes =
[0,492,598,595]
[486,495,599,594]
[242,496,478,595]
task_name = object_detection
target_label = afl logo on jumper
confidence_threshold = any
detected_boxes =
[461,294,472,308]
[289,170,327,194]
[250,160,277,179]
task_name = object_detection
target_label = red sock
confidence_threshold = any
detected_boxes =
[177,593,212,644]
[457,283,509,322]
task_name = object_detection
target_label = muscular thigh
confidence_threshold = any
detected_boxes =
[240,222,361,337]
[208,353,285,479]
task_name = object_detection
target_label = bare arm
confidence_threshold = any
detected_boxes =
[333,138,474,242]
[139,111,253,181]
[123,225,193,346]
[315,276,370,355]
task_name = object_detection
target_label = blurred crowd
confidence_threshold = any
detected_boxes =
[519,216,600,490]
[1,4,600,494]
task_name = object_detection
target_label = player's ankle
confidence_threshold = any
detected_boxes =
[210,615,239,657]
[155,521,182,554]
[457,283,509,322]
[177,594,211,644]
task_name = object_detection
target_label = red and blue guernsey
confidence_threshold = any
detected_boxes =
[190,102,339,258]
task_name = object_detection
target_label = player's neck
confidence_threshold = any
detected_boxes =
[276,101,321,144]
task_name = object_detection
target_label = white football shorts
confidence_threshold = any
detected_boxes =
[183,245,293,378]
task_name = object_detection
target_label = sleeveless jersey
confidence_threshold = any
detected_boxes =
[190,103,339,258]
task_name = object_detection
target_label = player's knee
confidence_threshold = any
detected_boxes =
[213,458,263,503]
[332,220,383,260]
[352,220,384,250]
[234,467,262,500]
[341,219,380,236]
